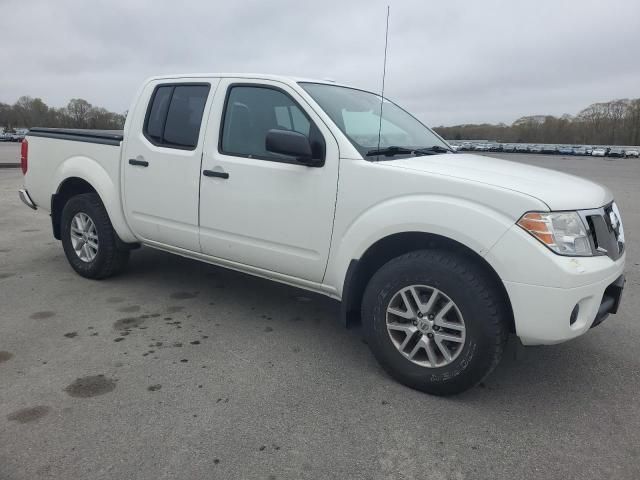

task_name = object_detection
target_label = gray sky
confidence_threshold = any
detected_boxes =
[1,0,638,126]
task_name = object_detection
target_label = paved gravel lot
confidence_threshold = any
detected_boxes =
[1,154,639,480]
[0,143,20,166]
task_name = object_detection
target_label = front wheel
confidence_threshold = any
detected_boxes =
[361,249,509,395]
[61,193,130,279]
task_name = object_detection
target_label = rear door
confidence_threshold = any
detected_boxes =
[122,79,218,251]
[198,78,340,282]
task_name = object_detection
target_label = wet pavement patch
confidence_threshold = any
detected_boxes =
[64,375,116,398]
[7,405,51,424]
[113,316,145,331]
[118,305,141,313]
[170,291,199,300]
[106,297,124,303]
[64,332,78,338]
[147,384,162,392]
[114,337,125,342]
[166,306,184,313]
[190,340,201,345]
[0,351,14,363]
[30,311,56,319]
[0,272,15,279]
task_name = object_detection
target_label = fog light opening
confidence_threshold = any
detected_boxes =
[570,304,580,325]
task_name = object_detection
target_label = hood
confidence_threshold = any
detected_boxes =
[384,153,612,210]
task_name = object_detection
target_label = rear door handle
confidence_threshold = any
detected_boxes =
[129,159,149,167]
[203,169,229,179]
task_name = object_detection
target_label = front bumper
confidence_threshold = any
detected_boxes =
[504,270,625,345]
[486,224,626,345]
[19,189,37,210]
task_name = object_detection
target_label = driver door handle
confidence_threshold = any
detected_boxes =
[128,159,149,167]
[203,169,229,179]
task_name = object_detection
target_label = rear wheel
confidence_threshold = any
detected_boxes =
[361,249,509,395]
[61,193,129,279]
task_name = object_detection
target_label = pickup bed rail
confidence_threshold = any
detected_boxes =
[28,128,124,146]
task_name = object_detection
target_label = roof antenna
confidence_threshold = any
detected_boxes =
[376,5,390,156]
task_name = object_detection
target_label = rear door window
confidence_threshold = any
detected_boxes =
[144,84,210,150]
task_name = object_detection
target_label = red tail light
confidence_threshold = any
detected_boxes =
[20,139,28,174]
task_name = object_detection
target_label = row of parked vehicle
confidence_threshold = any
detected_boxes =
[0,129,28,142]
[453,142,640,158]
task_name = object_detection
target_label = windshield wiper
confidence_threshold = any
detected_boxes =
[365,145,454,159]
[365,146,415,157]
[413,145,454,155]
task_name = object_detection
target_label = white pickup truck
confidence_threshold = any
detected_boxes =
[19,73,626,395]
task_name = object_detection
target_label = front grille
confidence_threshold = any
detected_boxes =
[581,202,625,261]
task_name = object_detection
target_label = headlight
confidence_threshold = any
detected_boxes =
[517,211,592,256]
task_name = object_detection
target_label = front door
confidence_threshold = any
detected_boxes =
[198,79,339,282]
[123,80,217,251]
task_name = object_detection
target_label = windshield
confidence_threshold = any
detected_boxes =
[299,82,450,159]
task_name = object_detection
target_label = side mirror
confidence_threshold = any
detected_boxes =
[265,129,320,166]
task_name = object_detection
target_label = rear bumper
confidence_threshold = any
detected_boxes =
[18,189,37,210]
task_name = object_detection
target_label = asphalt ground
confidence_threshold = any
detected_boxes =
[1,153,639,479]
[0,143,20,167]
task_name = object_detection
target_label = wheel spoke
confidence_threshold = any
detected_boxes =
[408,337,427,360]
[422,289,439,314]
[388,323,419,351]
[387,306,413,320]
[424,338,439,366]
[434,331,464,343]
[434,300,454,322]
[435,319,465,332]
[434,337,453,361]
[399,289,418,317]
[86,239,99,250]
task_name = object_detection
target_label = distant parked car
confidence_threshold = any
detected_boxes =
[572,146,587,156]
[473,144,490,151]
[488,143,502,152]
[529,145,543,153]
[502,144,516,152]
[608,148,625,158]
[541,145,557,154]
[625,149,639,158]
[0,132,8,142]
[515,144,529,153]
[557,146,574,155]
[592,147,606,157]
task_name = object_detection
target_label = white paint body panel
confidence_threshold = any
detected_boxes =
[22,73,626,346]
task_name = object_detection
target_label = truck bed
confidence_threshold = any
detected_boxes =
[28,128,124,146]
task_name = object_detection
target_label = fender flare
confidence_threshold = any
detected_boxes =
[51,156,137,243]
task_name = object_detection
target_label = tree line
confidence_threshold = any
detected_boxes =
[0,96,126,131]
[434,98,640,146]
[2,94,639,145]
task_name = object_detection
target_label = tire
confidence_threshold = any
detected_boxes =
[361,249,509,396]
[60,193,130,279]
